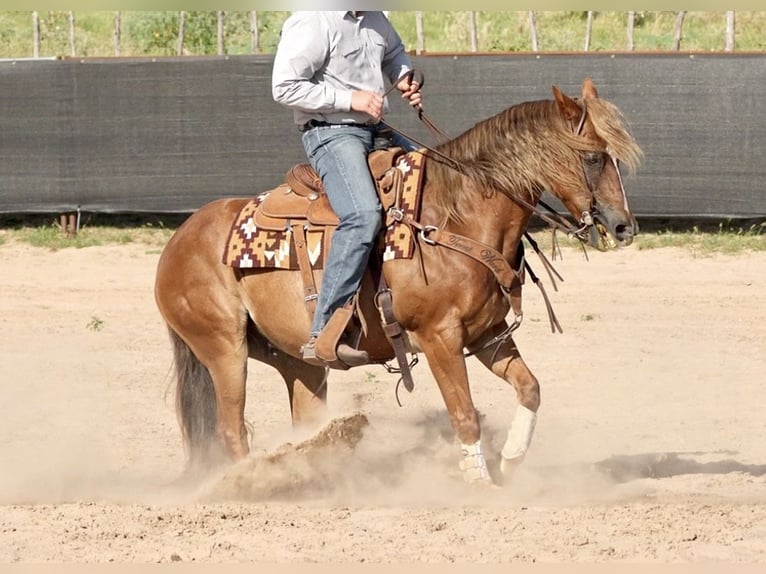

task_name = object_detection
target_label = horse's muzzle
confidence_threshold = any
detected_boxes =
[590,212,638,250]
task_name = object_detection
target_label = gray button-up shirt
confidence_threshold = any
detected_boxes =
[272,11,413,126]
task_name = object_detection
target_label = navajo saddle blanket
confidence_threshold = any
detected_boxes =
[222,150,426,271]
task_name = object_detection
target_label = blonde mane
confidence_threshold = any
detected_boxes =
[425,96,643,225]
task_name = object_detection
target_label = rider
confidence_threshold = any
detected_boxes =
[272,11,423,366]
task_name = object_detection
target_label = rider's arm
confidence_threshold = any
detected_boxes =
[271,13,353,114]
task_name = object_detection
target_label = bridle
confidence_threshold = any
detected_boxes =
[381,78,613,245]
[376,76,624,394]
[377,78,632,380]
[569,100,634,240]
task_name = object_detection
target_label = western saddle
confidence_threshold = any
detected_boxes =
[252,146,411,372]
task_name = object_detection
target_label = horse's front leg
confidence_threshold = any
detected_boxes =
[416,328,493,485]
[470,322,540,477]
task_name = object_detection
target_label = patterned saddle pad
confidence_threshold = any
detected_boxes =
[222,150,426,270]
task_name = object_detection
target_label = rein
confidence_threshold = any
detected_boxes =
[376,75,586,388]
[383,84,582,344]
[381,108,593,242]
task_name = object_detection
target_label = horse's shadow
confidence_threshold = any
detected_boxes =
[368,410,766,486]
[592,451,766,484]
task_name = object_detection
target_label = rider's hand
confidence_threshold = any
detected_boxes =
[350,90,384,122]
[396,74,422,110]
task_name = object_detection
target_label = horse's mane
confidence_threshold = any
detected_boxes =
[426,97,643,225]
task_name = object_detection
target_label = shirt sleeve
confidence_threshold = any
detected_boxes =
[381,22,413,86]
[271,13,352,113]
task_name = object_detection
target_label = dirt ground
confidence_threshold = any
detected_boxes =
[1,236,765,563]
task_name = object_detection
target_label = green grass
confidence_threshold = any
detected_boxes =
[1,217,764,255]
[526,219,766,256]
[87,315,105,331]
[392,11,766,53]
[0,220,176,250]
[633,222,766,254]
[2,11,765,58]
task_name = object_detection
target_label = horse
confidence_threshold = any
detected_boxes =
[154,77,642,485]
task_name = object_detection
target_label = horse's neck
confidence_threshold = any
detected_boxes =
[436,101,560,204]
[423,175,533,263]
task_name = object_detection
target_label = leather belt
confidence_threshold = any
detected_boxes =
[299,119,378,132]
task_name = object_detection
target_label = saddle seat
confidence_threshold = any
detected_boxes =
[254,147,406,232]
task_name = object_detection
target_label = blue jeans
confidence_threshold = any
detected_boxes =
[301,123,417,338]
[301,124,381,338]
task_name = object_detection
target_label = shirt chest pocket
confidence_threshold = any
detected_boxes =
[339,36,386,63]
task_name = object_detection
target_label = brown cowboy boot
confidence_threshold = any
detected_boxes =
[301,336,369,368]
[335,340,370,367]
[304,304,370,368]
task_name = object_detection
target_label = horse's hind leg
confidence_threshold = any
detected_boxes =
[157,281,251,470]
[470,324,540,476]
[175,324,251,464]
[205,343,250,461]
[155,198,256,476]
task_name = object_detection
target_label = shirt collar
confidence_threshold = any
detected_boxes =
[339,11,364,20]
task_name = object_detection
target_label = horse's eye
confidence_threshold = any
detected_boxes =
[584,152,603,167]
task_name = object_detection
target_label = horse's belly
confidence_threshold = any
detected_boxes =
[238,269,315,353]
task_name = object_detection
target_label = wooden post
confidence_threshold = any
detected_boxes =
[113,11,121,56]
[725,11,735,51]
[177,11,186,56]
[217,11,225,55]
[68,11,76,57]
[250,11,259,54]
[415,12,424,55]
[672,11,687,51]
[469,11,478,53]
[32,11,40,58]
[528,11,539,52]
[627,11,635,51]
[60,213,77,237]
[584,11,594,51]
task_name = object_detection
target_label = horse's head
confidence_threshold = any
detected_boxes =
[551,78,643,251]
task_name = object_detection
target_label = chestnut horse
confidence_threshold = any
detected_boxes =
[154,78,642,484]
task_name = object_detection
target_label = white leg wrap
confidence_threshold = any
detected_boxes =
[459,440,492,483]
[501,404,537,463]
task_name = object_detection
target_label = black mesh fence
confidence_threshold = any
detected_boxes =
[1,53,764,217]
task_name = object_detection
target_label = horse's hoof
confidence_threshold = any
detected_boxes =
[500,454,525,476]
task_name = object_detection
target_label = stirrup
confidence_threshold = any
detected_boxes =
[300,338,324,366]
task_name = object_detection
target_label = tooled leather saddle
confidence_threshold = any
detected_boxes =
[251,146,414,372]
[252,147,408,312]
[254,147,407,233]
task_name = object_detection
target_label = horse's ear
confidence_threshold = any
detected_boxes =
[582,77,599,99]
[552,84,581,123]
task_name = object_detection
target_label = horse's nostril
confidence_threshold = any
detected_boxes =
[615,223,631,239]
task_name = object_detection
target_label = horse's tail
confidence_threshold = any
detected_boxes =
[168,327,218,472]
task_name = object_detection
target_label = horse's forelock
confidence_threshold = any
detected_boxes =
[582,98,643,174]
